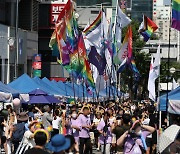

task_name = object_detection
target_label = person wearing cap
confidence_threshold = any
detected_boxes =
[24,129,50,154]
[41,105,53,129]
[46,134,70,154]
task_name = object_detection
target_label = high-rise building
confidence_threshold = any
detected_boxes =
[131,0,153,22]
[153,0,178,40]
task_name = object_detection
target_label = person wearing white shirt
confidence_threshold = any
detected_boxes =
[52,109,61,137]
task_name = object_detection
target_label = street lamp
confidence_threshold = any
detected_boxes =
[170,67,176,74]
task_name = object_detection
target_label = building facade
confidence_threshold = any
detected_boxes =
[153,0,178,40]
[0,0,38,83]
[38,0,69,79]
[142,40,179,62]
[130,0,153,22]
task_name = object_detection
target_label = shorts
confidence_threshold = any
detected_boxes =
[146,137,152,147]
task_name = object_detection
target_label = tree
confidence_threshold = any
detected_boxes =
[160,61,180,83]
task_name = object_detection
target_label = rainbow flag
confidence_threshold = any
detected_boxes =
[172,0,180,31]
[58,35,95,88]
[117,26,140,77]
[139,15,158,42]
[83,11,103,54]
[49,0,78,65]
[83,11,102,36]
[78,35,95,88]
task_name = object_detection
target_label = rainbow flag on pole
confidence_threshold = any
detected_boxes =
[49,0,78,65]
[172,0,180,31]
[139,15,158,42]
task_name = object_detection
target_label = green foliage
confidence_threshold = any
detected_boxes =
[160,61,180,83]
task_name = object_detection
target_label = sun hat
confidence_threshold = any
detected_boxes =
[17,112,29,122]
[46,134,70,152]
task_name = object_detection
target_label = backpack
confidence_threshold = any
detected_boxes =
[12,122,25,143]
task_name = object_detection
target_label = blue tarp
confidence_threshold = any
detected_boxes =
[99,86,122,97]
[57,81,78,97]
[160,86,180,111]
[33,77,63,96]
[8,74,43,93]
[65,82,93,98]
[0,81,20,97]
[41,77,67,96]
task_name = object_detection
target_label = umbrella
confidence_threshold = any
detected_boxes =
[159,124,180,153]
[28,88,60,104]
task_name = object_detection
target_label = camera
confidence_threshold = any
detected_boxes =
[128,130,137,138]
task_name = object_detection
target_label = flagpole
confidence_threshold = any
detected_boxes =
[157,44,161,153]
[166,0,172,127]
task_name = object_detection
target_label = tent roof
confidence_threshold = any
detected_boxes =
[0,81,20,96]
[8,74,49,94]
[42,77,67,96]
[160,86,180,111]
[33,77,62,96]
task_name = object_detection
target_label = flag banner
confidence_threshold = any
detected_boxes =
[83,11,102,53]
[88,46,106,75]
[117,58,127,73]
[49,0,95,93]
[49,0,79,65]
[171,0,180,31]
[83,10,108,55]
[61,35,95,88]
[172,78,178,90]
[129,59,140,76]
[139,15,158,42]
[113,1,131,51]
[117,26,140,78]
[148,45,160,101]
[114,25,132,65]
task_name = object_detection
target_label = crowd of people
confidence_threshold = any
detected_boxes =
[0,100,179,154]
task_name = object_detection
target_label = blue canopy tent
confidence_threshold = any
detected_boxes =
[41,77,68,96]
[8,74,43,93]
[160,86,180,112]
[8,74,56,95]
[99,86,122,98]
[65,82,94,98]
[33,77,63,96]
[28,89,61,104]
[0,81,20,97]
[57,81,76,97]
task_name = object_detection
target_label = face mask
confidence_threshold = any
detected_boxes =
[136,130,142,136]
[72,114,77,118]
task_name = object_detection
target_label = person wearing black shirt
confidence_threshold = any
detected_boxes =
[24,131,50,154]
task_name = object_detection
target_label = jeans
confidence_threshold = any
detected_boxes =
[79,137,92,154]
[101,144,111,154]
